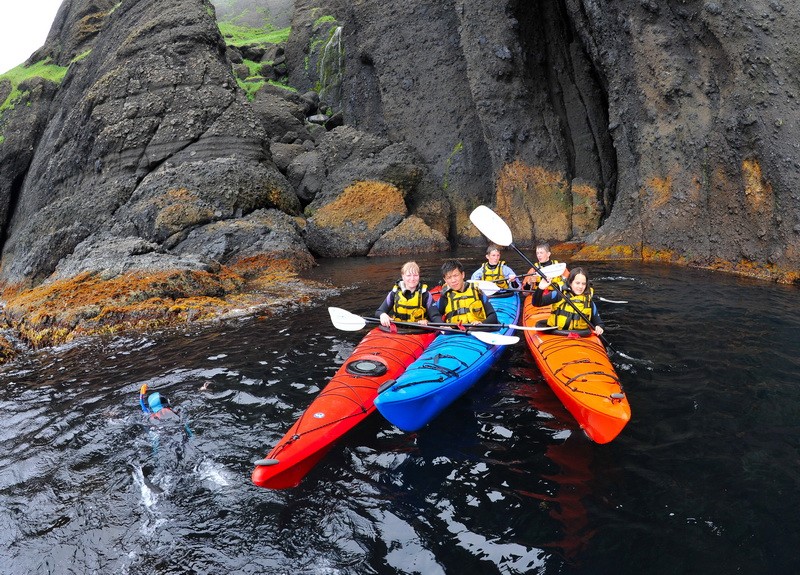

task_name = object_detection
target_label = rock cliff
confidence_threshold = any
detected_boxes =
[286,0,800,281]
[0,0,798,352]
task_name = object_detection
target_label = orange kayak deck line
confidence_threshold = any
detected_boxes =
[252,326,438,489]
[522,298,631,444]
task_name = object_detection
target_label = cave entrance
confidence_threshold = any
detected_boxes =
[512,0,617,222]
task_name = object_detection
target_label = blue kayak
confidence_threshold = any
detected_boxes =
[373,292,520,431]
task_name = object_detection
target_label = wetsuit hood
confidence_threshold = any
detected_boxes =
[148,392,163,413]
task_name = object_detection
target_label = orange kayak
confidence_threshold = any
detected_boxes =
[522,297,630,443]
[252,325,437,489]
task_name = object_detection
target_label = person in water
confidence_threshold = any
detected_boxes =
[138,385,192,483]
[139,384,181,421]
[470,244,518,289]
[533,266,605,336]
[439,259,498,325]
[377,261,442,328]
[522,242,567,290]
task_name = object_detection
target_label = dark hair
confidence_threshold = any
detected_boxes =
[566,266,588,288]
[441,259,464,278]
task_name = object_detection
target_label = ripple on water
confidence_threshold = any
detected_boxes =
[1,258,800,574]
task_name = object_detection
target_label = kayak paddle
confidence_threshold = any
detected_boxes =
[467,280,628,306]
[469,205,617,353]
[328,307,520,345]
[596,296,628,304]
[520,262,567,281]
[470,279,628,304]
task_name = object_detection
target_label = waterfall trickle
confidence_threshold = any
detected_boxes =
[319,26,344,107]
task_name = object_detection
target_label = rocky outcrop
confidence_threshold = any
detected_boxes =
[50,209,312,280]
[567,0,800,281]
[284,0,799,282]
[3,0,795,286]
[0,76,60,238]
[0,0,327,349]
[0,0,450,288]
[289,126,427,209]
[288,125,451,256]
[1,0,272,286]
[305,180,406,257]
[368,215,450,257]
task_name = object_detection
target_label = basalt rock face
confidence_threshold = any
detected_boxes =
[0,0,309,288]
[1,0,799,293]
[568,0,800,279]
[0,77,59,237]
[285,0,613,245]
[285,0,800,281]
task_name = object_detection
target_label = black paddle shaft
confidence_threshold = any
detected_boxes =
[508,243,616,353]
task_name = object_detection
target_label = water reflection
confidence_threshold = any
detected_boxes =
[508,366,595,563]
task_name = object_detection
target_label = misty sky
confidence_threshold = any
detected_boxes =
[1,2,64,75]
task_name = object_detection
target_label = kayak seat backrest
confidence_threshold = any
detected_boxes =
[488,291,516,299]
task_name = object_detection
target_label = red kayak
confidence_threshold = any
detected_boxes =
[522,297,630,444]
[252,324,437,489]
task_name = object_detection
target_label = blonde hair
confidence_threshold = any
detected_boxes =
[401,261,420,275]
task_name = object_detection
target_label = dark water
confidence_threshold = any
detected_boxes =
[1,251,799,574]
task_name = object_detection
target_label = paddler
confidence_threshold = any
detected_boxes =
[522,242,568,290]
[533,266,605,336]
[438,259,498,326]
[469,244,518,289]
[139,384,181,422]
[376,261,442,328]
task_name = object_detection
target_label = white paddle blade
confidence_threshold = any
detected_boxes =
[467,279,502,296]
[328,307,367,331]
[538,262,567,278]
[470,331,519,345]
[510,324,559,332]
[469,205,513,246]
